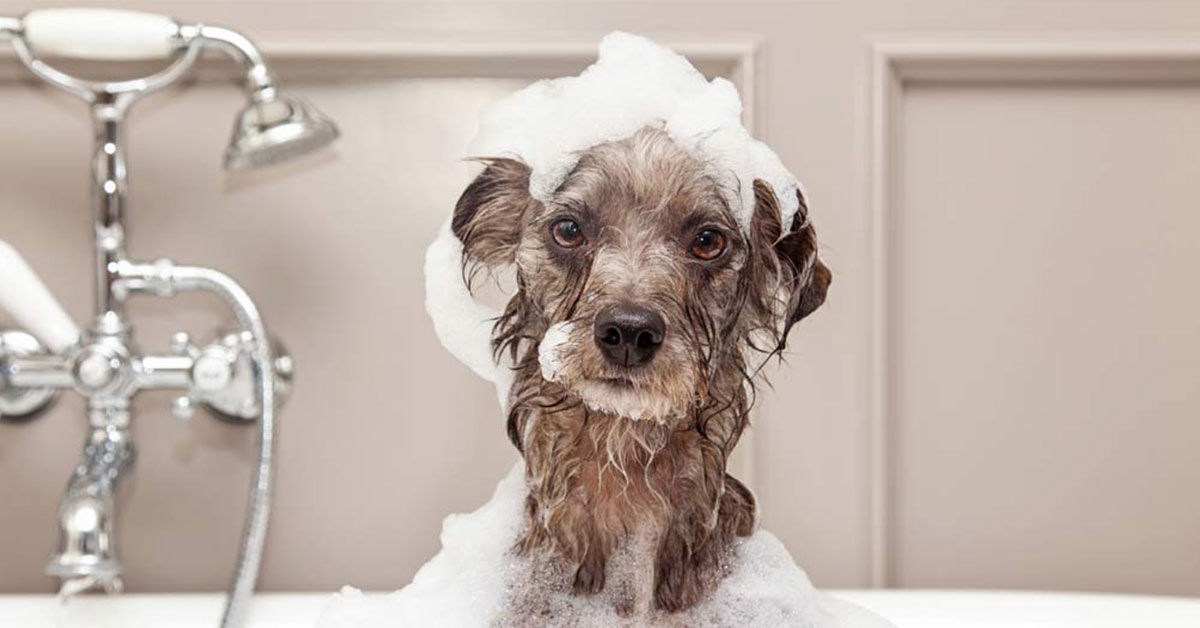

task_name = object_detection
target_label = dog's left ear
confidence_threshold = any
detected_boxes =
[750,179,832,340]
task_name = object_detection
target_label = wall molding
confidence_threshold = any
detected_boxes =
[0,34,758,87]
[866,36,1200,589]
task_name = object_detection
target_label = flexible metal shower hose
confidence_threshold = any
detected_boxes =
[167,265,276,628]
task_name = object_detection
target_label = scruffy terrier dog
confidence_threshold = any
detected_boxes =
[453,127,830,620]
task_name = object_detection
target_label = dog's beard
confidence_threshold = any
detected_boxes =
[571,379,679,422]
[538,321,688,423]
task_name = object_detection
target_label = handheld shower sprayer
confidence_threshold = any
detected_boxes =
[0,8,337,628]
[190,25,340,170]
[226,95,340,170]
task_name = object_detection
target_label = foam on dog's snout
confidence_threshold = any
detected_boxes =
[468,31,804,232]
[538,321,574,383]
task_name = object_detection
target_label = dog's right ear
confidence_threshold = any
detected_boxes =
[453,158,540,272]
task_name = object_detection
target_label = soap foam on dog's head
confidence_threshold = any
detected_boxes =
[468,31,804,233]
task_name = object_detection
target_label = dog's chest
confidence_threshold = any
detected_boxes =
[527,409,692,524]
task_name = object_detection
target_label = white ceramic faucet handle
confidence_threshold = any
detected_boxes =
[0,240,79,354]
[22,9,179,61]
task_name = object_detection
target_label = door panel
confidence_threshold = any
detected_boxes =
[894,82,1200,593]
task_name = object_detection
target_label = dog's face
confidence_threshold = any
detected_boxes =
[454,127,830,423]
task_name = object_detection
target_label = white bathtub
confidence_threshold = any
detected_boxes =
[1,590,1198,627]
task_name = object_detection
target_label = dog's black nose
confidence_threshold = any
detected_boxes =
[593,305,665,367]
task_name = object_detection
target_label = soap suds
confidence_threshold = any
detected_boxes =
[537,321,574,383]
[317,464,526,628]
[468,31,804,233]
[317,463,892,628]
[424,219,514,409]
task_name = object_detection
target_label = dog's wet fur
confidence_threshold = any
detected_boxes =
[453,127,830,623]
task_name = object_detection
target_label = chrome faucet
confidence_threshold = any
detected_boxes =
[46,421,133,596]
[0,8,334,628]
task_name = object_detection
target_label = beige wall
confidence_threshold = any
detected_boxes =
[0,0,1198,596]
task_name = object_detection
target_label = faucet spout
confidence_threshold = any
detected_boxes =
[46,421,134,594]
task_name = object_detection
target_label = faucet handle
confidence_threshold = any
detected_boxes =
[0,240,79,354]
[195,331,292,423]
[21,9,180,61]
[0,329,60,421]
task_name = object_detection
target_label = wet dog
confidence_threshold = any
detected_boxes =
[452,126,830,620]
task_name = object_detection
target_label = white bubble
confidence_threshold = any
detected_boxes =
[538,321,574,383]
[317,464,894,628]
[468,31,805,233]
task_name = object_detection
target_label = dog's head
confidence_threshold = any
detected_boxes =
[454,127,829,424]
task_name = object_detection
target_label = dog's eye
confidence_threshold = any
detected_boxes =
[690,229,727,261]
[550,219,586,248]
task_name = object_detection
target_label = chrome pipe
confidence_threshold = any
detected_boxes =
[4,353,73,389]
[136,355,193,389]
[193,25,275,100]
[91,101,129,325]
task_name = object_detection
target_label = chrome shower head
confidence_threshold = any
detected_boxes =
[224,93,339,171]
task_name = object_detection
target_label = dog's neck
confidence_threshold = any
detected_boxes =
[503,364,757,617]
